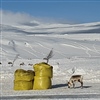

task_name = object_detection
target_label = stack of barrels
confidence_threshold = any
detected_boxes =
[13,62,53,90]
[33,62,53,90]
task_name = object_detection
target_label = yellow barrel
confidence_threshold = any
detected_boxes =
[14,80,33,90]
[33,62,53,78]
[14,69,34,81]
[33,76,52,90]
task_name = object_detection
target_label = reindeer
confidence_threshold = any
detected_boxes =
[20,62,25,66]
[8,62,13,67]
[28,63,33,66]
[67,75,83,88]
[8,62,12,64]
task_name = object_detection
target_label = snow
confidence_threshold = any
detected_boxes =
[0,21,100,99]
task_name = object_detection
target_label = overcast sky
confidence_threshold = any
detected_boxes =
[0,0,100,24]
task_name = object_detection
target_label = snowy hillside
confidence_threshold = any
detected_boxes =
[0,21,100,99]
[1,21,100,60]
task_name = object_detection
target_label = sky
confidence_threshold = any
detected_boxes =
[0,0,100,24]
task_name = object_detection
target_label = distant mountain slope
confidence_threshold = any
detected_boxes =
[1,22,100,60]
[1,21,100,34]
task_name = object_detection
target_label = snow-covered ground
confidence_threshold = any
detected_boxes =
[0,21,100,99]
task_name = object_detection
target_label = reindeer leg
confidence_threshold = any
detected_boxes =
[81,81,83,88]
[79,81,83,88]
[78,80,83,88]
[73,82,75,88]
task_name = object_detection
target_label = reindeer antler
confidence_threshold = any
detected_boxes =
[43,48,54,63]
[72,67,76,74]
[11,54,19,67]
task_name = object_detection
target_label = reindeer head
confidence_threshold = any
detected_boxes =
[67,82,72,88]
[66,80,71,88]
